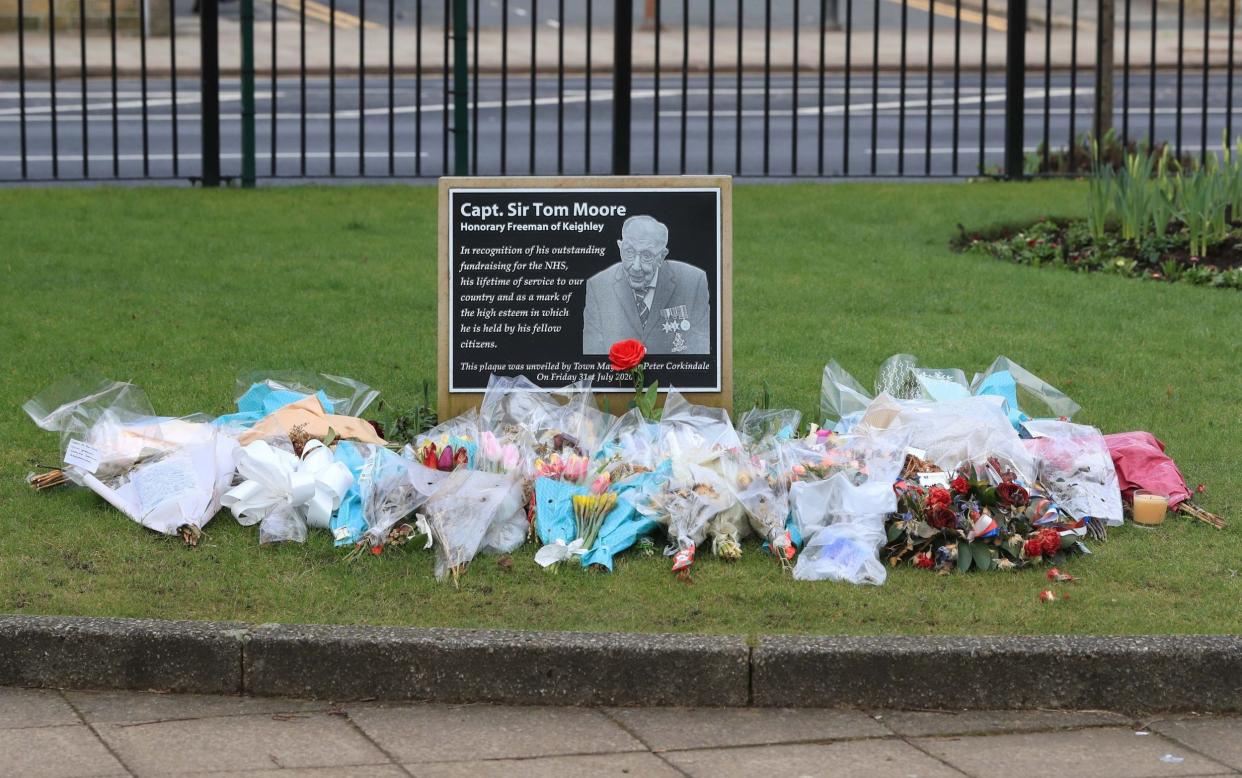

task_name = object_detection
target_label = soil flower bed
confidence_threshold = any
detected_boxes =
[953,217,1242,290]
[958,137,1242,290]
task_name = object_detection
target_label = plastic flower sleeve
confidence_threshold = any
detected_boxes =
[859,394,1038,485]
[592,408,663,490]
[790,426,906,586]
[658,388,742,451]
[68,427,239,541]
[819,360,872,429]
[706,447,775,554]
[659,461,737,569]
[476,375,554,478]
[911,367,971,401]
[540,378,614,456]
[970,356,1081,425]
[358,446,448,548]
[1022,420,1124,526]
[420,468,525,581]
[733,408,802,556]
[233,370,381,418]
[873,353,922,399]
[789,428,908,534]
[23,375,216,481]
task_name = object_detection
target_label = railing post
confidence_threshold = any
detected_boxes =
[452,0,469,176]
[1004,0,1027,179]
[240,0,256,187]
[612,0,633,174]
[200,0,220,186]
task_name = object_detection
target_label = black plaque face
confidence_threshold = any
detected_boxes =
[448,187,722,393]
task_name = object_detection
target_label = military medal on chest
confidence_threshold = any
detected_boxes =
[660,304,690,353]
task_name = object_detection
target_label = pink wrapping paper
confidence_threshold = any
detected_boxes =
[1103,431,1192,508]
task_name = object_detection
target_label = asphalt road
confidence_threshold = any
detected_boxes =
[219,0,1192,36]
[225,0,968,35]
[2,72,1237,182]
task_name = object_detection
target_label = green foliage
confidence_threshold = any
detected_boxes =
[1028,129,1194,176]
[387,380,438,446]
[1174,161,1232,257]
[1085,134,1241,258]
[1087,144,1114,242]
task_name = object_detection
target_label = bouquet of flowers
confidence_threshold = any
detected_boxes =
[418,466,526,583]
[883,454,1090,573]
[337,445,448,558]
[648,391,752,567]
[732,407,805,564]
[786,427,911,585]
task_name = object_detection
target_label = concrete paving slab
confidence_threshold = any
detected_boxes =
[65,689,333,725]
[916,727,1234,778]
[1149,718,1242,772]
[94,711,390,775]
[347,703,645,764]
[407,752,682,777]
[605,706,888,751]
[662,739,965,778]
[0,688,80,730]
[184,767,408,778]
[877,708,1132,737]
[0,724,128,778]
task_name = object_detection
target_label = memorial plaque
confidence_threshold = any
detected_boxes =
[438,176,732,417]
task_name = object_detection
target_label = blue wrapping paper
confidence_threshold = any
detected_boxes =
[534,476,660,572]
[973,370,1031,430]
[214,383,336,429]
[329,441,369,547]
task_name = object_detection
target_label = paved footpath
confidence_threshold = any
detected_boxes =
[4,686,1242,777]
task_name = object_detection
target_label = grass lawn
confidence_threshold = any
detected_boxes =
[1,180,1238,637]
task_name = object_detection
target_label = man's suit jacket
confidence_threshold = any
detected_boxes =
[581,260,711,355]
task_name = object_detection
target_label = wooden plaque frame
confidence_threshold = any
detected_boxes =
[438,175,733,419]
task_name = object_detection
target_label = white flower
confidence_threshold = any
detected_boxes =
[534,538,586,568]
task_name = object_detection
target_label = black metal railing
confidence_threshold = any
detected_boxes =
[0,0,1237,183]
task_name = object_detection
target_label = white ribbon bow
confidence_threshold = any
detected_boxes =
[221,439,354,540]
[534,537,586,568]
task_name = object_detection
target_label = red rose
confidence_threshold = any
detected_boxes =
[929,506,958,530]
[996,482,1030,507]
[913,552,934,569]
[951,475,970,496]
[608,339,647,372]
[927,486,952,511]
[1039,528,1061,555]
[1023,537,1044,557]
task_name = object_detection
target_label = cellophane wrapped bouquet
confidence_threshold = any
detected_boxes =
[628,390,751,571]
[25,375,238,545]
[733,407,804,565]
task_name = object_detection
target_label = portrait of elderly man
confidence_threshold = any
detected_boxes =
[581,215,712,355]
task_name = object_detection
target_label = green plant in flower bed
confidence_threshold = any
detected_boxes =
[1025,129,1194,176]
[959,135,1242,290]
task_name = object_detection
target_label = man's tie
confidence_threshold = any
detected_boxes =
[634,291,650,327]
